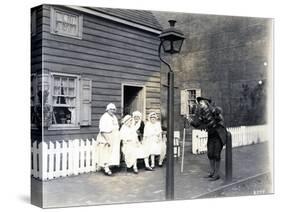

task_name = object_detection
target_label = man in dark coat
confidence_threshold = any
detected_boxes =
[187,97,227,181]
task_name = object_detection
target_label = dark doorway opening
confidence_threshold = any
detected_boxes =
[122,85,145,117]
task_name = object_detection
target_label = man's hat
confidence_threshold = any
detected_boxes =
[196,97,212,103]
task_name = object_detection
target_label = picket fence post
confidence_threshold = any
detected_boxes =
[192,125,267,155]
[72,139,80,176]
[42,141,48,180]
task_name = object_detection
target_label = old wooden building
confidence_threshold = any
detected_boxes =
[31,5,162,141]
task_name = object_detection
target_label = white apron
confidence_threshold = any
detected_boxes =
[95,113,120,168]
[120,125,149,167]
[143,121,166,158]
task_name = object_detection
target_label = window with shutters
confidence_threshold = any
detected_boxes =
[47,73,92,130]
[50,7,83,39]
[180,89,201,116]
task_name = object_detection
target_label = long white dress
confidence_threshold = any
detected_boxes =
[95,112,120,168]
[120,124,149,167]
[143,121,166,159]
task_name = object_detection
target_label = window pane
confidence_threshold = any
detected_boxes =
[53,107,72,124]
[187,90,197,114]
[69,78,75,87]
[54,77,61,95]
[54,87,60,95]
[61,78,68,95]
[68,88,75,96]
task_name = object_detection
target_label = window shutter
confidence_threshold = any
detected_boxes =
[180,89,188,115]
[80,78,92,126]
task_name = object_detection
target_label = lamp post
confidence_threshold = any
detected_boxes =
[158,20,185,200]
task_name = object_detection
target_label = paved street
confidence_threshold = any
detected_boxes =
[31,142,272,208]
[174,142,272,199]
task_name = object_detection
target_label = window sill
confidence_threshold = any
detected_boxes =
[48,125,80,131]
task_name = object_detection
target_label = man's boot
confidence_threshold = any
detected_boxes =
[209,160,220,181]
[204,159,215,178]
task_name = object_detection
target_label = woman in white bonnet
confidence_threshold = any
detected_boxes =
[95,103,120,176]
[120,115,140,173]
[132,111,154,171]
[143,112,166,169]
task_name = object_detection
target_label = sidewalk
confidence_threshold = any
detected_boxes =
[31,142,272,208]
[174,142,272,200]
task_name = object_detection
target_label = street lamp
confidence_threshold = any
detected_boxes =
[158,20,185,200]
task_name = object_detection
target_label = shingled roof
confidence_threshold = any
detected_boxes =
[86,7,163,31]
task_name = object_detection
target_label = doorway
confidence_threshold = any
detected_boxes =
[122,84,146,118]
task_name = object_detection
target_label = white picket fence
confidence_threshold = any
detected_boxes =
[192,125,268,154]
[31,139,98,181]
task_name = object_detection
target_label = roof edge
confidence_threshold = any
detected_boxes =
[66,5,162,34]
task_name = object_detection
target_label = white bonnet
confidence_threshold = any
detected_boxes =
[106,103,116,111]
[132,111,142,118]
[122,114,132,124]
[148,112,158,119]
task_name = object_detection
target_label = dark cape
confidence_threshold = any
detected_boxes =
[190,104,227,145]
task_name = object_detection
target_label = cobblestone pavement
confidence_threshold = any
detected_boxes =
[31,142,272,208]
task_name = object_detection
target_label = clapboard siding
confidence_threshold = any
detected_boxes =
[44,64,160,82]
[92,88,121,96]
[92,101,122,108]
[42,30,158,56]
[42,5,159,41]
[43,48,159,71]
[43,38,159,62]
[83,16,160,40]
[92,80,160,89]
[31,6,43,74]
[42,43,159,66]
[83,19,159,45]
[41,5,161,140]
[92,95,121,102]
[44,54,159,75]
[83,28,158,50]
[92,8,162,31]
[92,83,157,90]
[146,92,161,99]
